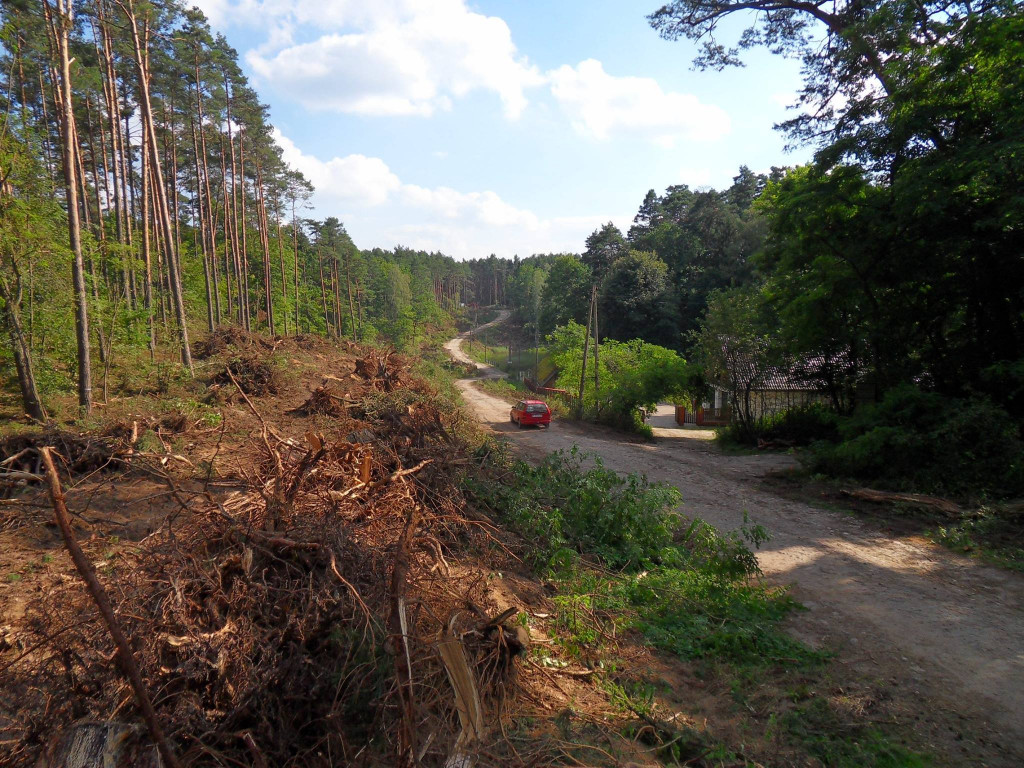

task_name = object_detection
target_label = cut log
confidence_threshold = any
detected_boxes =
[45,721,160,768]
[841,488,961,516]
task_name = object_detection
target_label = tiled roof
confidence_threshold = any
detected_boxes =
[718,341,846,392]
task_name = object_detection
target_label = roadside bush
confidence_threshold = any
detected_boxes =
[471,447,681,569]
[547,322,698,435]
[762,403,840,444]
[717,403,840,448]
[809,385,1024,499]
[469,447,816,667]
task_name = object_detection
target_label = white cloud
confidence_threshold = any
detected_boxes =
[273,130,629,258]
[547,59,730,146]
[274,129,400,206]
[202,0,544,118]
[195,1,729,144]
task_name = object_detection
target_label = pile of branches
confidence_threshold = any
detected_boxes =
[0,430,124,499]
[210,354,281,397]
[3,388,526,767]
[191,327,275,359]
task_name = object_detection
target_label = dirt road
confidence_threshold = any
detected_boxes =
[448,322,1024,762]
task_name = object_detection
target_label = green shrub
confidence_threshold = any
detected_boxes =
[717,403,839,448]
[546,322,697,434]
[809,385,1024,499]
[469,447,681,569]
[762,403,840,444]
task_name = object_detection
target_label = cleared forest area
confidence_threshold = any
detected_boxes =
[2,0,1023,765]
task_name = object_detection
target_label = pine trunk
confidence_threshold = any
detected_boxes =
[121,0,193,373]
[0,260,47,422]
[49,0,93,413]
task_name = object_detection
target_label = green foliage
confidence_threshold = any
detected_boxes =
[474,448,682,570]
[598,250,679,348]
[809,386,1024,499]
[539,255,591,335]
[582,222,628,279]
[548,322,696,431]
[627,171,767,342]
[469,447,817,668]
[718,403,840,448]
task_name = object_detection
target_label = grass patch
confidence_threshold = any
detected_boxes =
[411,348,465,405]
[467,446,930,765]
[476,377,529,403]
[927,506,1024,572]
[784,697,930,767]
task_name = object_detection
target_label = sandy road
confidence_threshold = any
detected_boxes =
[448,319,1024,762]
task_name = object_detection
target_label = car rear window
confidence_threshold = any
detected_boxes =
[526,404,547,413]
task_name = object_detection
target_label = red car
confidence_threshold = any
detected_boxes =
[510,399,551,428]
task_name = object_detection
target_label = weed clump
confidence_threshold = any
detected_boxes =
[467,448,815,667]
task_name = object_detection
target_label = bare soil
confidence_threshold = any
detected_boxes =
[0,329,701,767]
[448,321,1024,766]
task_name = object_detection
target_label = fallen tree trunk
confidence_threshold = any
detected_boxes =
[841,488,961,517]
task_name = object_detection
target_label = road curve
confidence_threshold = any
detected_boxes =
[448,318,1024,764]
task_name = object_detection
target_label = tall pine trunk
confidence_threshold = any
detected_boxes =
[48,0,93,413]
[119,0,193,373]
[0,251,47,423]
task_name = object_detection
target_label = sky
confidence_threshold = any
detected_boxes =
[190,0,812,260]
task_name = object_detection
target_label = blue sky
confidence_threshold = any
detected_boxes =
[192,0,812,259]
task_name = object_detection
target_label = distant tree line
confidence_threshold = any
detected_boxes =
[500,166,771,354]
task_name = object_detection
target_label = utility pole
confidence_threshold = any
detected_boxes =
[577,286,596,418]
[592,285,599,391]
[534,278,541,383]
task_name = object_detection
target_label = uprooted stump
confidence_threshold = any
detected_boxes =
[0,430,124,498]
[211,354,280,397]
[354,351,408,392]
[290,385,355,417]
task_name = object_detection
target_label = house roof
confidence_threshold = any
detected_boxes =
[717,340,849,392]
[732,359,821,391]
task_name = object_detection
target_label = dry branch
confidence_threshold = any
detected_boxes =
[39,447,182,768]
